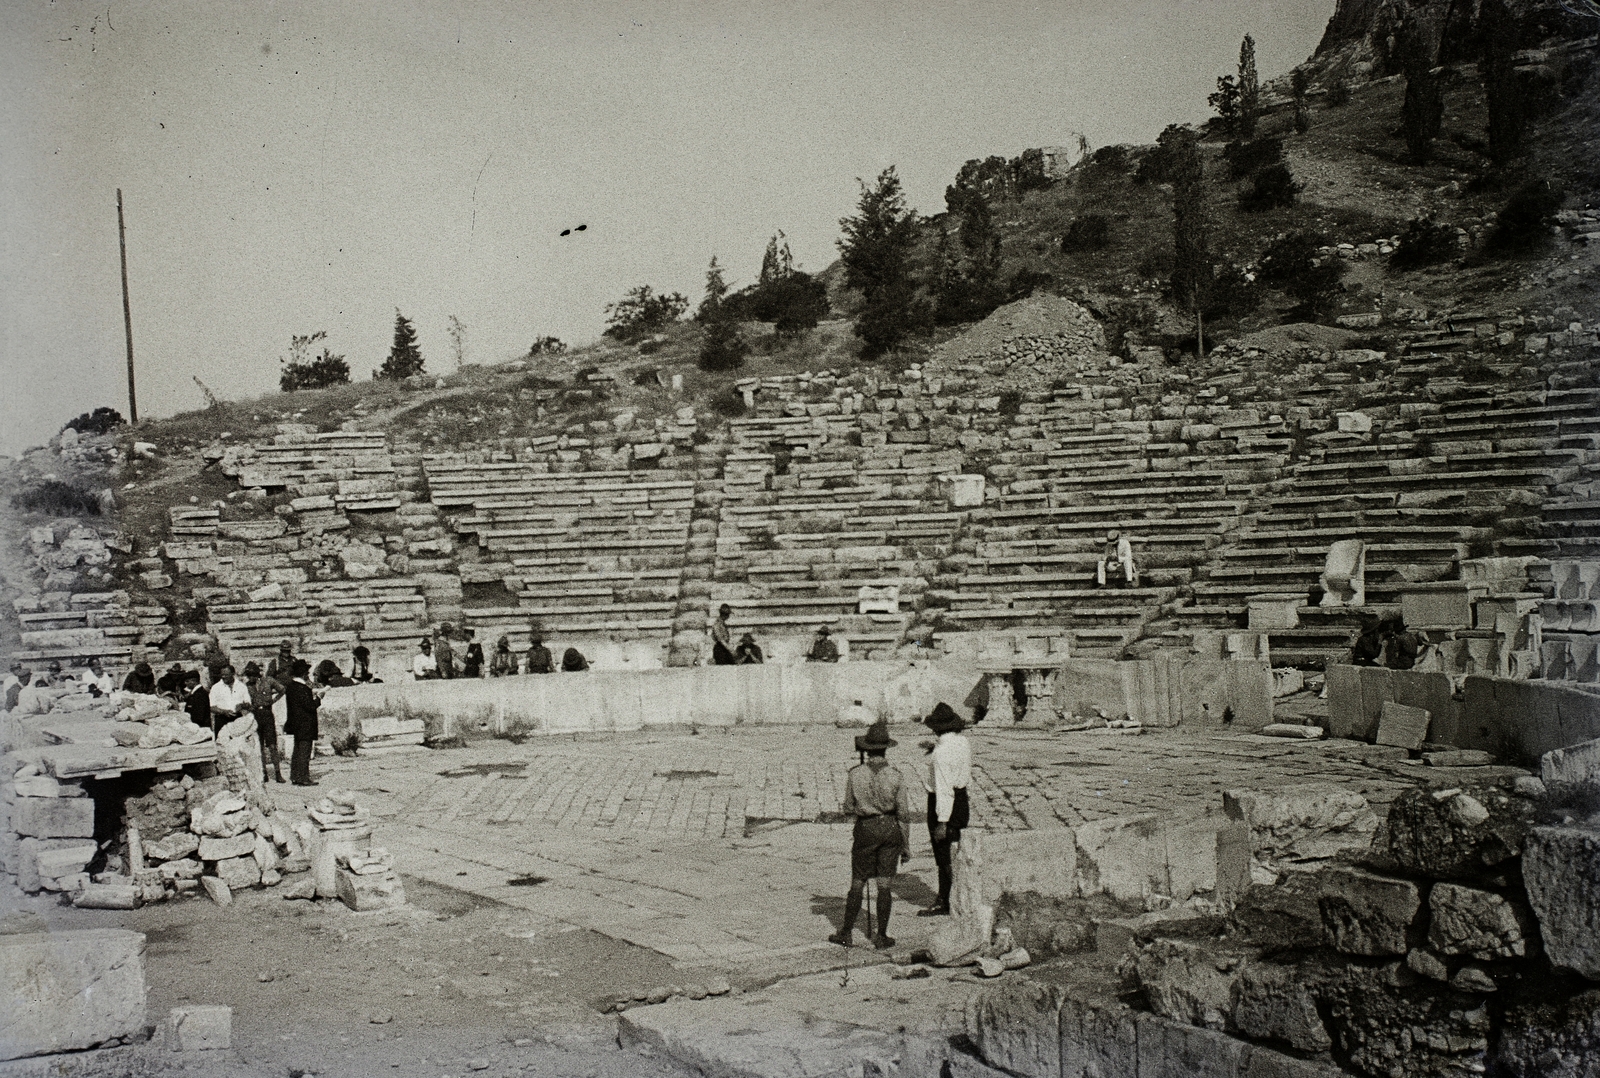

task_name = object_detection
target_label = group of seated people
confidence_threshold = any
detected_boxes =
[709,607,841,665]
[1351,617,1421,670]
[411,625,590,680]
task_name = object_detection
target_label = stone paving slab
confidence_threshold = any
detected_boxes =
[278,724,1438,979]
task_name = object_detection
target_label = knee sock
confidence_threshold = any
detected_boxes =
[841,885,864,934]
[937,863,953,907]
[876,888,893,938]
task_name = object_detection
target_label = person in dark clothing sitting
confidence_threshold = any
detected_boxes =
[122,662,157,695]
[350,645,381,684]
[561,647,590,672]
[183,671,212,730]
[1351,620,1386,667]
[806,626,840,663]
[526,635,555,674]
[313,660,355,688]
[157,663,187,697]
[734,633,764,665]
[1384,620,1420,671]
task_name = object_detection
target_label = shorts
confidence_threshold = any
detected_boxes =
[850,815,904,879]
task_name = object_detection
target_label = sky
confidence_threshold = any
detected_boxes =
[0,0,1334,456]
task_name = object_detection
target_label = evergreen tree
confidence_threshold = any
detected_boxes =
[1209,76,1242,133]
[697,255,747,371]
[1237,35,1260,139]
[1160,126,1210,314]
[1291,69,1312,134]
[1398,14,1443,164]
[759,236,782,286]
[1480,0,1525,165]
[376,310,424,380]
[838,166,926,355]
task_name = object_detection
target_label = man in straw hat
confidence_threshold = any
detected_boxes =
[828,719,914,949]
[917,702,972,917]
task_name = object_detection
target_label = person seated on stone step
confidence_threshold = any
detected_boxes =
[1096,529,1137,588]
[182,670,212,730]
[411,637,440,681]
[14,672,59,715]
[734,632,765,665]
[1384,619,1420,671]
[350,645,381,684]
[461,629,485,678]
[2,662,25,709]
[489,635,518,677]
[1351,618,1386,667]
[156,662,187,697]
[313,659,354,688]
[806,626,840,663]
[561,647,590,672]
[433,624,457,679]
[828,719,914,951]
[710,604,737,665]
[121,661,156,695]
[525,633,554,674]
[79,657,115,696]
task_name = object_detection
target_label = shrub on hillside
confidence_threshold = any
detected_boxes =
[62,407,124,437]
[280,348,350,391]
[1485,179,1565,255]
[747,272,830,337]
[1005,268,1055,302]
[603,285,689,343]
[1389,217,1459,269]
[1060,214,1112,253]
[1089,145,1129,173]
[528,336,568,356]
[375,312,425,380]
[1258,231,1344,316]
[1223,137,1283,179]
[1326,80,1351,107]
[1205,264,1260,317]
[12,480,102,516]
[1239,164,1303,212]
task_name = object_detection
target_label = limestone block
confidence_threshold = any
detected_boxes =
[33,842,98,881]
[1136,938,1242,1030]
[73,883,137,909]
[158,857,204,880]
[1249,600,1300,631]
[1543,736,1600,791]
[1376,701,1430,750]
[1233,960,1332,1053]
[1386,783,1534,880]
[1325,664,1366,740]
[1523,825,1600,980]
[335,867,405,911]
[1429,882,1538,960]
[1318,866,1421,956]
[1336,410,1374,432]
[12,775,83,798]
[11,802,91,844]
[198,832,256,862]
[200,876,232,905]
[167,1005,231,1051]
[1059,991,1140,1078]
[0,929,146,1060]
[144,830,200,862]
[214,855,261,891]
[965,976,1065,1078]
[939,474,986,508]
[1223,785,1377,867]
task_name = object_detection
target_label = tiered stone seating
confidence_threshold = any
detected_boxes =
[229,427,401,514]
[206,578,431,668]
[12,593,151,670]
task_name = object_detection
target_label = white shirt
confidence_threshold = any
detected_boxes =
[16,681,55,716]
[412,652,437,680]
[923,731,972,823]
[82,670,115,694]
[208,679,252,716]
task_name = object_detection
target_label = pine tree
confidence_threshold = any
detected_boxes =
[1398,14,1443,164]
[697,255,746,371]
[759,236,781,286]
[1291,69,1312,134]
[376,310,424,380]
[1160,126,1210,315]
[838,166,926,355]
[1237,35,1260,139]
[1480,0,1525,165]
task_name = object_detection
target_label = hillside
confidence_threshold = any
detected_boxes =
[3,11,1598,687]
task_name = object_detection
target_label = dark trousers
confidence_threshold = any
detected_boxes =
[290,735,314,785]
[711,642,737,665]
[928,788,969,909]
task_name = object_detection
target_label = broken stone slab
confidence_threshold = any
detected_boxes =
[1385,782,1534,881]
[1429,882,1539,960]
[963,975,1067,1078]
[1318,865,1421,956]
[1261,724,1324,739]
[1223,785,1378,868]
[335,867,406,911]
[1523,824,1600,981]
[167,1005,231,1051]
[0,929,147,1061]
[1542,736,1600,791]
[1406,948,1449,981]
[281,877,317,900]
[214,854,261,891]
[1136,937,1244,1030]
[197,832,256,862]
[1233,959,1333,1053]
[1376,701,1430,750]
[158,857,203,881]
[1424,750,1496,767]
[11,796,94,839]
[72,883,138,909]
[200,876,232,906]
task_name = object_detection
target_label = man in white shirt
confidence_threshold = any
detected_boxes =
[917,702,972,918]
[80,658,116,696]
[412,638,439,681]
[207,664,253,728]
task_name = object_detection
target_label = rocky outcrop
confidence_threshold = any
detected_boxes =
[1523,824,1600,980]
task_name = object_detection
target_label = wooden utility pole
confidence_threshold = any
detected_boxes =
[117,188,137,423]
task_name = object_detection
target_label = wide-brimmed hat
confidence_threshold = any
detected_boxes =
[241,662,262,677]
[816,626,831,636]
[924,702,965,734]
[855,719,896,752]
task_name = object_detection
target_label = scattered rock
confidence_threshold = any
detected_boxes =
[200,876,232,907]
[975,957,1005,978]
[1451,966,1498,993]
[1318,866,1421,956]
[1405,949,1450,982]
[1429,882,1538,960]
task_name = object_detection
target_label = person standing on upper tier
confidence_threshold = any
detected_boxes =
[916,702,972,918]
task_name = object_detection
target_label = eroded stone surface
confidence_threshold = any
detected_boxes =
[1428,882,1538,960]
[1494,988,1600,1078]
[0,929,146,1060]
[1385,783,1534,881]
[1135,938,1244,1031]
[1322,964,1491,1078]
[1523,824,1600,980]
[1232,959,1332,1053]
[1318,866,1421,957]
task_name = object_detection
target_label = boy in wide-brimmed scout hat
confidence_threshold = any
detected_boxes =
[827,719,914,949]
